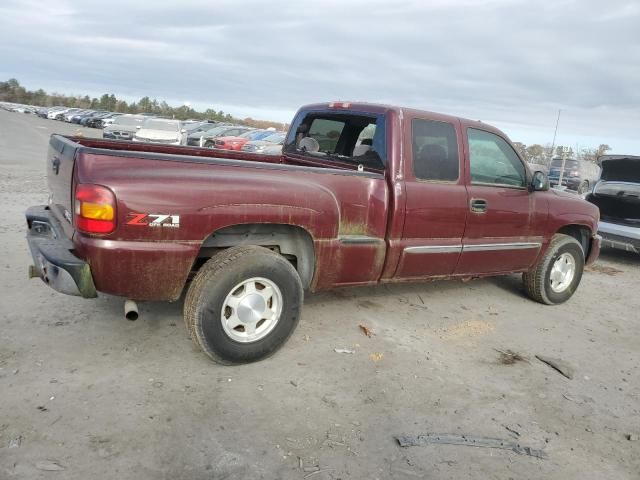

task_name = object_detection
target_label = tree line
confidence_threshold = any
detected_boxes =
[2,78,613,155]
[0,78,287,131]
[512,142,611,166]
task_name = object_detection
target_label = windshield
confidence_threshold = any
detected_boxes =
[142,119,181,131]
[550,158,579,169]
[114,116,145,126]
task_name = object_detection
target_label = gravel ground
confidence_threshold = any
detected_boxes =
[1,109,639,479]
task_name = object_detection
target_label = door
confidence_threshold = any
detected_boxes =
[393,117,468,279]
[455,127,539,274]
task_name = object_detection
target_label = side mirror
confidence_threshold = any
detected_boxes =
[531,170,549,191]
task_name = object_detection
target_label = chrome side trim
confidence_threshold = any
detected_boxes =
[462,242,542,252]
[403,242,542,254]
[405,245,462,254]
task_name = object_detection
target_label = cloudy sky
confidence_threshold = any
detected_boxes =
[1,0,639,152]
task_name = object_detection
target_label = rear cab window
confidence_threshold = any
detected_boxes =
[411,118,460,181]
[284,108,387,171]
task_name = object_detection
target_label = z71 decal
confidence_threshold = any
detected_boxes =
[126,213,180,228]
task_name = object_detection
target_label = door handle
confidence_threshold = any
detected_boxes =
[470,198,487,213]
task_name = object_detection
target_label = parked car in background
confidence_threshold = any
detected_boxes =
[586,155,640,254]
[186,125,251,147]
[86,112,120,128]
[213,130,274,151]
[102,114,147,141]
[133,118,187,145]
[548,157,600,194]
[64,109,90,122]
[80,111,109,126]
[48,107,73,120]
[72,110,104,124]
[241,132,286,154]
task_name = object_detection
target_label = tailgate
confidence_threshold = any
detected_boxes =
[47,135,79,238]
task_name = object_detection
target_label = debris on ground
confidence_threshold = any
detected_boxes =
[35,460,65,471]
[304,468,333,478]
[369,352,384,362]
[441,320,495,340]
[536,355,575,379]
[503,425,521,437]
[334,348,354,354]
[495,348,528,365]
[9,435,22,448]
[359,324,375,338]
[395,433,547,459]
[585,264,623,276]
[562,393,581,403]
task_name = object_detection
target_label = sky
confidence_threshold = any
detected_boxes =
[1,0,639,153]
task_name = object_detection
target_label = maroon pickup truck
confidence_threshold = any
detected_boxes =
[26,102,601,364]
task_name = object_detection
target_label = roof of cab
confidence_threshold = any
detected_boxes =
[298,101,510,140]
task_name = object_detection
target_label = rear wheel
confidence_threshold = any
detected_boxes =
[184,245,303,365]
[577,181,589,194]
[523,234,585,305]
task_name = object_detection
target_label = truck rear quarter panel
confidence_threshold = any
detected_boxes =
[73,152,389,300]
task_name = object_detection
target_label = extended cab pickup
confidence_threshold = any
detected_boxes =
[26,102,601,364]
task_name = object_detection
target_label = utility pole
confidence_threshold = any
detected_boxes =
[557,146,570,188]
[549,109,561,164]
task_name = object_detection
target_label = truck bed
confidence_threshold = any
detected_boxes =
[44,135,389,300]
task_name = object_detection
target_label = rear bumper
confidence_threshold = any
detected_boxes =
[549,177,580,190]
[25,205,97,298]
[598,221,640,254]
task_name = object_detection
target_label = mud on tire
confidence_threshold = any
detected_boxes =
[184,245,303,365]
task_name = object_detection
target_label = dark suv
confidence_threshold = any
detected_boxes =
[548,158,600,194]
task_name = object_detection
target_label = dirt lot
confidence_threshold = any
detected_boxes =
[1,110,639,479]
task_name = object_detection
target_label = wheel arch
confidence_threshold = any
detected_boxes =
[197,223,316,288]
[556,224,592,258]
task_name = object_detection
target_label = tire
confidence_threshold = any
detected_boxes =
[523,234,585,305]
[578,181,589,195]
[184,245,303,365]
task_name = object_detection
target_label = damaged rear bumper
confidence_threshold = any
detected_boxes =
[26,205,97,298]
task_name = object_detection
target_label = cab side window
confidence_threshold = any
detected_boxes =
[412,119,459,181]
[468,128,526,188]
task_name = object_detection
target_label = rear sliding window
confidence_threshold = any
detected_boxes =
[284,110,386,170]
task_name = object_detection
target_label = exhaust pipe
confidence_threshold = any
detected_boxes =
[124,299,139,321]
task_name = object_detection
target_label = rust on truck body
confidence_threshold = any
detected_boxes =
[32,102,600,302]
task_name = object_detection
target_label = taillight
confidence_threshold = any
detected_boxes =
[74,184,116,234]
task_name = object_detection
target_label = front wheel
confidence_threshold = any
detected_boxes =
[523,234,585,305]
[184,245,303,365]
[578,181,589,195]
